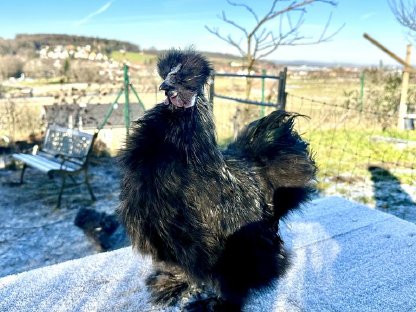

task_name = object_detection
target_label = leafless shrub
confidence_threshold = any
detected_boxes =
[0,56,24,79]
[342,73,416,130]
[69,60,105,83]
[23,59,57,79]
[0,99,43,142]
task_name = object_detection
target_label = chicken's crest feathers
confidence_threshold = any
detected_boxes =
[157,49,213,94]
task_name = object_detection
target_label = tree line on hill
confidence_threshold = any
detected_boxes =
[0,34,141,56]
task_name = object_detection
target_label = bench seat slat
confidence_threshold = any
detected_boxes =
[12,153,78,173]
[36,151,83,170]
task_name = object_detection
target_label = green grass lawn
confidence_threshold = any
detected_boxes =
[307,129,416,185]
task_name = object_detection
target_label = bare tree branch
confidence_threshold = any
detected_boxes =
[257,25,305,59]
[205,26,246,56]
[206,0,341,68]
[226,0,260,23]
[220,11,248,36]
[205,0,343,138]
[389,0,416,36]
[256,28,268,43]
[205,0,342,109]
[248,0,337,39]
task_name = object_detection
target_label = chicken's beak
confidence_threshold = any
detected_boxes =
[159,81,174,91]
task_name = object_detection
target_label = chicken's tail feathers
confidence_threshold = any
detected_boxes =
[227,110,317,217]
[227,110,306,160]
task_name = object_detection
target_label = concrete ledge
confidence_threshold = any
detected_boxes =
[1,196,415,311]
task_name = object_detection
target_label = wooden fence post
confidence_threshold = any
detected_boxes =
[398,44,412,130]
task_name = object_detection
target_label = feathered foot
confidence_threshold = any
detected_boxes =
[145,267,190,306]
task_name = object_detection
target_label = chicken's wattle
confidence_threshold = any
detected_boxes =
[164,91,196,108]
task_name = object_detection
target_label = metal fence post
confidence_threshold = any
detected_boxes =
[123,64,130,136]
[209,75,215,111]
[277,67,287,110]
[360,71,365,111]
[261,69,266,117]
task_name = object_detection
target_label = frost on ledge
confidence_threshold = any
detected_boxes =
[1,196,415,312]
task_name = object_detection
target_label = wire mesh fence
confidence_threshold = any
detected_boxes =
[2,71,416,222]
[285,93,416,222]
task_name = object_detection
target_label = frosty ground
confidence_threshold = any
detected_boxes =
[0,156,415,279]
[0,157,123,278]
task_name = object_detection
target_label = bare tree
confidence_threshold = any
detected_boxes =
[206,0,343,134]
[389,0,416,36]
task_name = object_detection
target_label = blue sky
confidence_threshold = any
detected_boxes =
[0,0,413,65]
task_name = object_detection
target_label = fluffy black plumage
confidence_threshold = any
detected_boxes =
[118,48,316,311]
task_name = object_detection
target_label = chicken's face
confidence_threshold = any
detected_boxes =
[158,49,212,108]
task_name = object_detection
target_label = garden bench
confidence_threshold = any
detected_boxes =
[12,125,98,208]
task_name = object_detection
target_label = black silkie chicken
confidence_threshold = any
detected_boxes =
[118,49,316,311]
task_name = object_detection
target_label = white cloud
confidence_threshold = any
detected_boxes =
[360,12,377,21]
[74,1,113,27]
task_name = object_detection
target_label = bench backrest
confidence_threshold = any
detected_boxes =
[42,125,96,166]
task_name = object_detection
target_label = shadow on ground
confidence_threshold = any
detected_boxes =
[369,166,416,223]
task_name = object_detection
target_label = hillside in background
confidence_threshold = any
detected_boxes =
[0,34,141,56]
[0,33,328,83]
[0,33,272,66]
